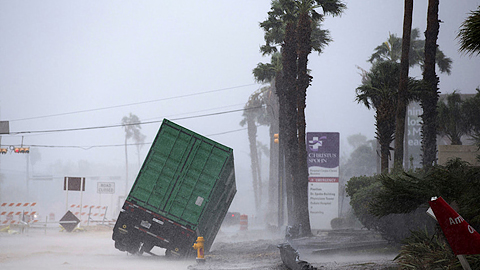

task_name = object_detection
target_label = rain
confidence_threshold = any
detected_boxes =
[1,1,480,269]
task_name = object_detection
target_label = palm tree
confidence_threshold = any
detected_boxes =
[253,53,281,224]
[259,0,344,234]
[121,113,145,195]
[295,0,345,235]
[394,0,413,172]
[368,28,452,74]
[295,1,313,235]
[369,24,452,171]
[458,6,480,56]
[437,92,469,145]
[368,33,403,63]
[422,0,440,170]
[282,15,299,228]
[463,88,480,142]
[260,0,294,226]
[357,61,401,173]
[240,88,269,211]
[462,88,480,161]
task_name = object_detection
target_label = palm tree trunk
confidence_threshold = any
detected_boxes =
[377,101,396,173]
[295,10,312,236]
[282,20,298,226]
[257,145,262,206]
[247,116,260,211]
[394,0,413,172]
[268,86,280,225]
[421,0,440,170]
[275,72,288,227]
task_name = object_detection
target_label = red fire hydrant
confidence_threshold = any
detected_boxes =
[192,236,205,264]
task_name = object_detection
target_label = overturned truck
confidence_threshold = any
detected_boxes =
[113,119,236,257]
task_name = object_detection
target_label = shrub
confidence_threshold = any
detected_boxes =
[395,228,457,269]
[396,228,480,270]
[346,174,435,243]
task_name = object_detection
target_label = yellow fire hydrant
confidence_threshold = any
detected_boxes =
[192,236,205,264]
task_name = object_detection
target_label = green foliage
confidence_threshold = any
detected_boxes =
[463,88,480,142]
[345,175,379,199]
[458,6,480,56]
[340,142,377,180]
[369,172,433,216]
[437,92,470,145]
[356,60,422,172]
[346,175,435,243]
[121,113,144,142]
[330,215,358,230]
[345,161,480,243]
[370,158,480,230]
[346,157,480,252]
[395,228,458,269]
[369,28,452,74]
[396,228,480,269]
[346,177,382,231]
[240,87,272,127]
[259,0,341,56]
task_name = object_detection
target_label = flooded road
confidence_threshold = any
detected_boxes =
[0,226,194,270]
[1,225,399,270]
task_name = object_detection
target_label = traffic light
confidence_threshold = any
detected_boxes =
[0,148,7,154]
[274,133,279,144]
[14,147,29,153]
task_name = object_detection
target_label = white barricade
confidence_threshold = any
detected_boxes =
[0,202,38,225]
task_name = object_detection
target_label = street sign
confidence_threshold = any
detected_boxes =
[0,121,9,134]
[307,132,340,230]
[64,177,85,191]
[59,210,80,232]
[97,182,115,194]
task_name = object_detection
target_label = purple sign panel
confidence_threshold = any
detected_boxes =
[307,132,340,229]
[307,132,340,170]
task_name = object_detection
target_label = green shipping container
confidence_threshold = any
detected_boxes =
[113,119,236,256]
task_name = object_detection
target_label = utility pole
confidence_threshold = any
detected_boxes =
[124,137,129,197]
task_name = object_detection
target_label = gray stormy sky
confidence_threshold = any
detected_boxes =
[1,1,480,214]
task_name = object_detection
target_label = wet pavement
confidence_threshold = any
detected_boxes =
[192,226,399,270]
[1,224,399,270]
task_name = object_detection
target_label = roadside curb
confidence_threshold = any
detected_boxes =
[278,230,393,270]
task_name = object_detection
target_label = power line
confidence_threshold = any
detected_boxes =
[25,127,248,150]
[9,83,257,122]
[9,106,261,135]
[147,102,246,122]
[29,142,151,150]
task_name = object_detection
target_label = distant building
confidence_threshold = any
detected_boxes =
[389,93,478,170]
